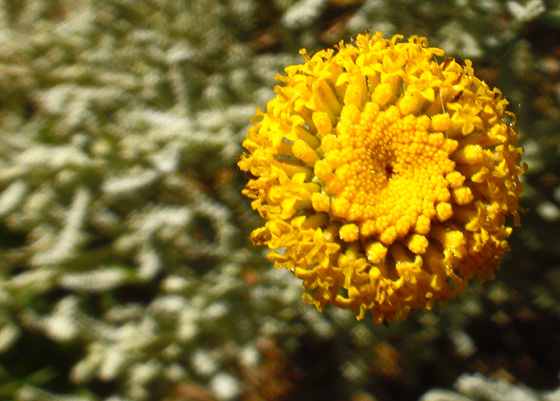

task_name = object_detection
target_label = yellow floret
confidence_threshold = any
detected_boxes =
[311,192,330,212]
[312,111,333,136]
[292,139,319,164]
[372,83,394,107]
[339,223,359,242]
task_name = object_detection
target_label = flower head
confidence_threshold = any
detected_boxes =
[239,32,525,323]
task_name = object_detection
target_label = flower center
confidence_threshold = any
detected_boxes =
[317,102,458,245]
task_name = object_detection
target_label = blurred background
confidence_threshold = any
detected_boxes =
[0,1,559,400]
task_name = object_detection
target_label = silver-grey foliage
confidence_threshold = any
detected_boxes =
[421,373,560,401]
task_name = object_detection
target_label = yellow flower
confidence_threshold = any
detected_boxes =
[239,32,525,323]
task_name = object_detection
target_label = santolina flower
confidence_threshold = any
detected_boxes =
[238,32,525,323]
